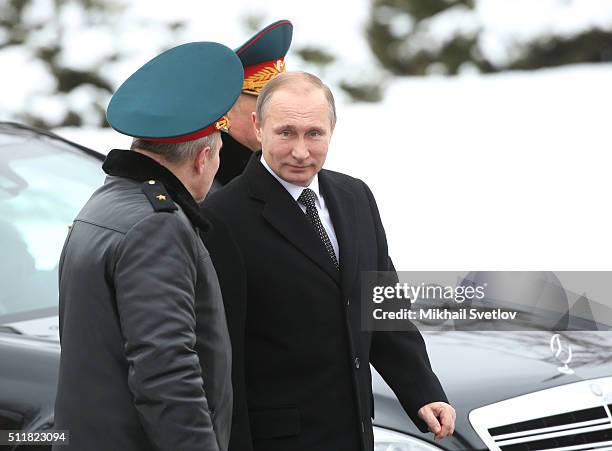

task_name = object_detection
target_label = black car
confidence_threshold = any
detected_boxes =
[1,122,612,451]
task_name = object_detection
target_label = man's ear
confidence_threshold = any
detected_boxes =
[194,145,211,174]
[252,112,262,144]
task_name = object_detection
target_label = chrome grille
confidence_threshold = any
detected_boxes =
[470,377,612,451]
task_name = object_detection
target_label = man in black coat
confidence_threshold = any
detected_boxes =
[203,71,456,451]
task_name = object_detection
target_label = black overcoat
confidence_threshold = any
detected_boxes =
[203,156,447,451]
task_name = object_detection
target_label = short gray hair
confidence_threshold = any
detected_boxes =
[131,132,221,163]
[256,71,337,128]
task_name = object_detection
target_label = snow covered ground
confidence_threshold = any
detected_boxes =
[328,64,612,271]
[55,63,612,272]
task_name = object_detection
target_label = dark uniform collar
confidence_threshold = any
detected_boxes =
[215,132,256,186]
[103,149,211,232]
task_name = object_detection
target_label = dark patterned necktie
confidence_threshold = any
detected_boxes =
[298,188,339,270]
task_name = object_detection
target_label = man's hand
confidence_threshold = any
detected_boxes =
[417,402,456,442]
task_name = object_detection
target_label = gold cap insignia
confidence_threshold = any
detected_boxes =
[242,58,287,95]
[215,116,229,132]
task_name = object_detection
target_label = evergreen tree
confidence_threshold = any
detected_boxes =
[366,0,612,76]
[1,0,182,129]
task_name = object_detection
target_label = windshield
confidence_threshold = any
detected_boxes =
[0,127,104,320]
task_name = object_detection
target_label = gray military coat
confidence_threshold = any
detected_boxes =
[53,149,232,451]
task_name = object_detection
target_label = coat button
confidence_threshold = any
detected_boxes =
[354,357,360,369]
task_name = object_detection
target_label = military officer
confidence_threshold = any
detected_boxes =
[211,19,293,192]
[53,42,243,451]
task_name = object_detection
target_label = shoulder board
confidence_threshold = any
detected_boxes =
[141,180,178,212]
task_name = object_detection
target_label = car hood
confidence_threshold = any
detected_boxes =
[427,331,612,404]
[373,331,612,450]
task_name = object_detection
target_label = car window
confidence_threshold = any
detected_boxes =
[0,129,104,317]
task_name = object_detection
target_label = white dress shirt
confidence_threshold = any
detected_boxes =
[260,156,340,263]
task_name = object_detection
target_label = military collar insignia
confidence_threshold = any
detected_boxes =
[141,180,177,213]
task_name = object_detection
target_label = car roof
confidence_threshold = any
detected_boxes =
[0,121,104,162]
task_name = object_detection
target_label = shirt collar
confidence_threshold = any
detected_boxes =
[260,155,321,204]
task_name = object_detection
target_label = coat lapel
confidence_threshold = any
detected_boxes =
[245,157,340,284]
[319,170,359,297]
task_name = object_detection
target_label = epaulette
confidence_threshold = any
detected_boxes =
[141,180,178,213]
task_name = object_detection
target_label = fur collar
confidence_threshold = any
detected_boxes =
[103,149,211,232]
